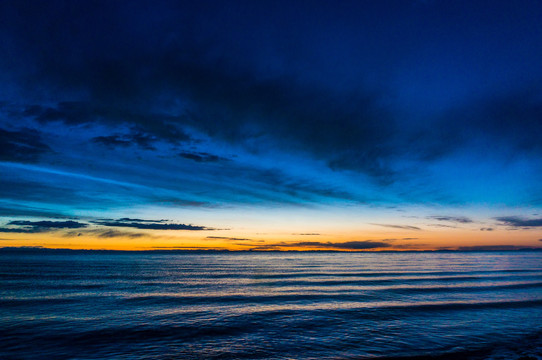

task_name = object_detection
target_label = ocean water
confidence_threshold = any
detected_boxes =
[1,251,542,359]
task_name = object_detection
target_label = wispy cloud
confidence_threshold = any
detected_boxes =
[206,236,251,241]
[370,223,422,231]
[64,229,149,239]
[0,205,72,219]
[0,127,51,163]
[457,245,540,251]
[247,240,392,250]
[496,216,542,227]
[94,229,147,239]
[92,219,213,231]
[179,152,229,163]
[8,220,88,229]
[0,219,88,233]
[93,131,158,150]
[0,227,39,233]
[295,241,391,250]
[116,218,168,223]
[428,216,473,223]
[427,224,457,228]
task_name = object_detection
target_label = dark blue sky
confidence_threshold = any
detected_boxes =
[1,1,542,250]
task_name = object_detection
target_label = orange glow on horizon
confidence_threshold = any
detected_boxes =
[2,226,541,251]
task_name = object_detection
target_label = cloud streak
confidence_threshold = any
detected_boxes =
[8,220,88,229]
[245,240,393,251]
[496,216,542,228]
[457,245,540,251]
[292,241,391,250]
[86,229,148,239]
[93,131,158,150]
[428,216,473,224]
[0,220,88,233]
[179,152,229,163]
[370,224,422,231]
[92,219,213,231]
[0,128,51,163]
[206,236,251,241]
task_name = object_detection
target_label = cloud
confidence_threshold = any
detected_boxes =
[428,216,473,223]
[0,127,51,163]
[116,218,168,223]
[469,88,542,154]
[0,1,398,182]
[206,236,251,241]
[23,102,192,145]
[292,233,321,236]
[93,131,158,150]
[250,240,392,250]
[427,224,457,228]
[0,227,39,233]
[91,229,147,239]
[1,0,542,214]
[296,241,391,250]
[151,198,214,207]
[229,166,359,204]
[0,205,72,219]
[63,228,156,239]
[92,219,213,231]
[179,152,229,163]
[8,220,87,229]
[248,246,282,251]
[496,216,542,227]
[408,86,542,163]
[456,245,540,251]
[0,219,88,233]
[480,227,494,231]
[370,223,422,231]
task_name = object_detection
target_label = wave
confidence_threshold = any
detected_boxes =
[119,293,542,311]
[2,252,542,360]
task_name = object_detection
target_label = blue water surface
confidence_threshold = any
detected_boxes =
[1,251,542,359]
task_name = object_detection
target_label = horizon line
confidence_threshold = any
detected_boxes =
[1,246,541,254]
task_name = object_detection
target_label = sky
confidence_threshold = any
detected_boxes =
[1,0,542,251]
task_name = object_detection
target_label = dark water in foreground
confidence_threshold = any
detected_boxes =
[1,251,542,359]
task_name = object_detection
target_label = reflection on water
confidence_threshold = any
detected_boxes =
[1,251,542,359]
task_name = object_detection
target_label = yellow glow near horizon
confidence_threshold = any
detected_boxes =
[2,225,541,251]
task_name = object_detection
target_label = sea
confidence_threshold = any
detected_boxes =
[1,250,542,359]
